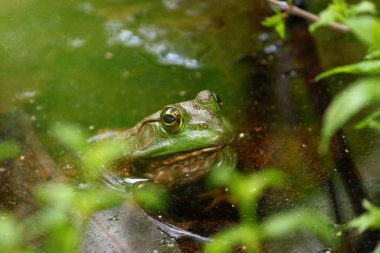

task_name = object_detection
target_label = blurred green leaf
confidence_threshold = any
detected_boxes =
[373,244,380,253]
[133,182,169,212]
[310,0,377,33]
[209,167,284,222]
[349,200,380,233]
[75,187,126,216]
[35,183,76,211]
[82,139,127,180]
[351,1,377,15]
[205,223,260,253]
[0,141,20,162]
[347,16,380,47]
[364,48,380,60]
[320,77,380,154]
[0,214,22,252]
[355,109,380,130]
[262,209,340,248]
[207,165,235,186]
[309,0,346,32]
[51,122,87,152]
[262,11,286,39]
[25,182,126,252]
[316,60,380,80]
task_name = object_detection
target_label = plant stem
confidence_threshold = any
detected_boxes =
[266,0,350,33]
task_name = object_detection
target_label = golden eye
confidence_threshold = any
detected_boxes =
[160,106,183,133]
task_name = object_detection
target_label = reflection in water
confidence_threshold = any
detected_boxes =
[104,20,200,68]
[67,37,86,48]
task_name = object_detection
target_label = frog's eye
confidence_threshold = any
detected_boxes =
[160,106,183,133]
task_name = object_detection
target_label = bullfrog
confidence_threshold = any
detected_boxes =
[91,90,237,190]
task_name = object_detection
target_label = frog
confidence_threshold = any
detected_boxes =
[91,90,237,190]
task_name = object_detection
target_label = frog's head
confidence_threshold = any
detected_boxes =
[130,90,234,160]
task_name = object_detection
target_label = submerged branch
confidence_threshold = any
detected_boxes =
[266,0,350,33]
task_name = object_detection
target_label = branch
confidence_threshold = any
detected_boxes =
[266,0,350,33]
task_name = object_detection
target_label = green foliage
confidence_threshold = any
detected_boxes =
[320,77,380,154]
[262,11,286,39]
[262,209,339,248]
[0,141,20,162]
[0,123,128,253]
[365,48,380,60]
[132,182,169,212]
[310,0,377,32]
[309,0,380,153]
[347,16,380,47]
[209,167,284,222]
[0,183,126,253]
[205,223,260,253]
[206,167,339,252]
[316,60,380,80]
[51,122,130,180]
[0,214,23,253]
[355,109,380,131]
[349,200,380,233]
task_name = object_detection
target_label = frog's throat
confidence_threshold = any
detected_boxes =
[134,145,237,190]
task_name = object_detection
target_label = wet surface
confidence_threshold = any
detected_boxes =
[83,201,181,253]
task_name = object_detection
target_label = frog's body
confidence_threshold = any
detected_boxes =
[91,90,237,190]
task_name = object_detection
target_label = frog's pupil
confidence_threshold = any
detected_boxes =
[163,114,176,124]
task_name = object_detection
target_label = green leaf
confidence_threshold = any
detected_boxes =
[82,139,127,180]
[262,12,286,39]
[320,77,380,154]
[347,16,380,47]
[51,123,87,152]
[355,109,380,130]
[0,214,22,251]
[351,1,377,15]
[373,244,380,253]
[364,48,380,60]
[262,209,339,248]
[316,60,380,80]
[205,223,260,253]
[349,200,380,233]
[309,1,346,32]
[132,182,169,212]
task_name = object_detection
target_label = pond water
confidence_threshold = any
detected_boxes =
[0,1,380,252]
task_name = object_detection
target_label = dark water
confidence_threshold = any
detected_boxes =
[1,1,380,252]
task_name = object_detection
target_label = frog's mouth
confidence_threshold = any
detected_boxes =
[158,145,223,165]
[132,144,235,190]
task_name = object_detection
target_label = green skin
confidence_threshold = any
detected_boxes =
[94,90,237,189]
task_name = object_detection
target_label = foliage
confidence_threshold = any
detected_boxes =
[205,167,340,252]
[319,77,380,153]
[309,0,377,32]
[262,10,286,39]
[349,200,380,233]
[308,0,380,154]
[0,123,129,253]
[356,109,380,131]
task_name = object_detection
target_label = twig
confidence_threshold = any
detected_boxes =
[266,0,351,33]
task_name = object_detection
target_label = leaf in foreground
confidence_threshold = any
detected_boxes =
[320,77,380,154]
[261,209,340,248]
[316,60,380,80]
[347,16,380,47]
[349,200,380,233]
